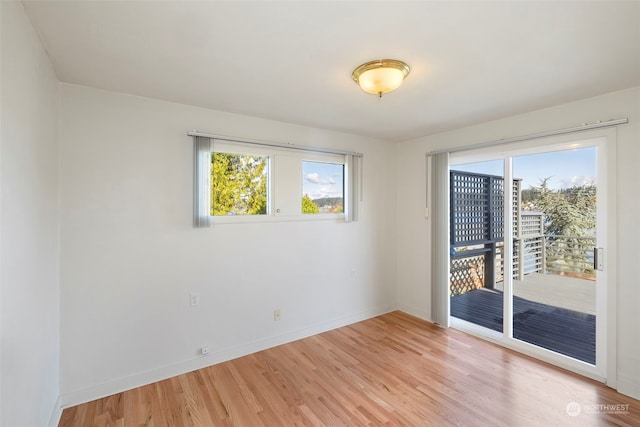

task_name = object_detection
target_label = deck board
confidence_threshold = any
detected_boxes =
[497,272,596,315]
[451,288,595,364]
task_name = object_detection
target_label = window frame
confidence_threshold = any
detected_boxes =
[210,141,348,224]
[301,155,346,217]
[210,141,272,219]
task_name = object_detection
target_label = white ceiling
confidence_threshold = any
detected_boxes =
[23,1,640,141]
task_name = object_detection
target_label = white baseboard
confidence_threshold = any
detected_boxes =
[60,305,394,408]
[617,376,640,400]
[397,304,431,322]
[47,395,62,427]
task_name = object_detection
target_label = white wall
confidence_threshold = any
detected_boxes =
[1,2,61,426]
[7,0,635,413]
[58,84,398,405]
[396,87,640,398]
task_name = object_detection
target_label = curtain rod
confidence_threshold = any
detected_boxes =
[188,131,363,157]
[425,118,628,157]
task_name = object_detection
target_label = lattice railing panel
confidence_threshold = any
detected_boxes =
[450,255,485,296]
[450,173,489,245]
[450,171,504,246]
[491,178,504,240]
[450,172,548,290]
[513,179,521,237]
[521,213,543,237]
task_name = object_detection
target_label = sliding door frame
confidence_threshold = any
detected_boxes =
[446,128,617,386]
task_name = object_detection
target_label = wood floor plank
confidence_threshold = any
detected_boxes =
[59,311,640,426]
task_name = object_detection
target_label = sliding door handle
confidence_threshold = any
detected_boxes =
[593,247,604,271]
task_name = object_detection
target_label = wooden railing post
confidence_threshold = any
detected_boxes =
[541,235,546,274]
[518,238,525,280]
[485,242,496,289]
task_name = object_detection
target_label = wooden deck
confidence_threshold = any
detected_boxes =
[451,287,595,364]
[496,272,596,315]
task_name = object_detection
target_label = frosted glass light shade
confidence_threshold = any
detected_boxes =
[352,59,410,96]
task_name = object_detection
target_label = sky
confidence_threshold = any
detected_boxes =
[302,161,344,199]
[301,147,595,200]
[451,146,596,190]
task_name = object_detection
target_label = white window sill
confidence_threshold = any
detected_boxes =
[211,213,346,225]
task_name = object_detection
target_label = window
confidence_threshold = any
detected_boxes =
[211,152,268,216]
[193,135,360,226]
[302,161,344,214]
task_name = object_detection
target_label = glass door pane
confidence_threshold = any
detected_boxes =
[511,147,597,364]
[449,159,506,333]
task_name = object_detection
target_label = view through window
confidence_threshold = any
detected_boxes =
[209,147,346,218]
[211,152,268,216]
[302,161,344,214]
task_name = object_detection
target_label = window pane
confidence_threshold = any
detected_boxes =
[302,161,344,214]
[211,152,268,216]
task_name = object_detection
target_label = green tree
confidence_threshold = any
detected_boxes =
[528,178,596,276]
[530,178,596,237]
[211,153,267,215]
[302,194,320,214]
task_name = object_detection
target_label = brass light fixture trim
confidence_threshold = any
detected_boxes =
[352,59,410,97]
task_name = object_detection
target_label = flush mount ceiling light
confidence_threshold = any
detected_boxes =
[352,59,410,97]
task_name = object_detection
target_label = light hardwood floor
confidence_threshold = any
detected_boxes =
[59,311,640,426]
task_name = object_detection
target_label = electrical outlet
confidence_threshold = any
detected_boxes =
[200,346,209,356]
[190,293,200,307]
[274,309,281,321]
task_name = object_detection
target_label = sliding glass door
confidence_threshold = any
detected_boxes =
[449,136,608,379]
[511,147,598,364]
[449,159,505,336]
